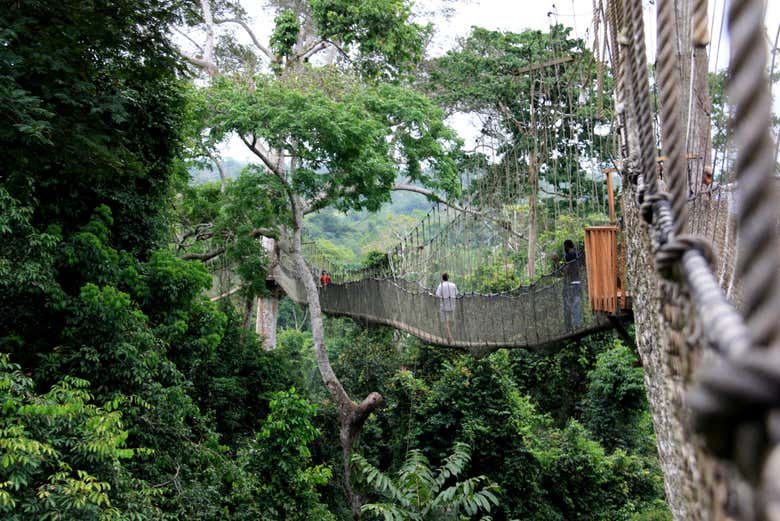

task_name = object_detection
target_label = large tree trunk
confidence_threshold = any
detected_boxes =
[256,237,281,349]
[287,203,383,519]
[255,295,279,350]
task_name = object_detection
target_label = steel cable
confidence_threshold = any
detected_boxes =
[728,0,780,349]
[655,0,689,235]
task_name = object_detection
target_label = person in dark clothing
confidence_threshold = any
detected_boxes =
[563,239,582,330]
[564,239,577,263]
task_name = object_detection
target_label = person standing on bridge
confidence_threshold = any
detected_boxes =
[563,240,582,330]
[319,270,331,287]
[435,273,458,341]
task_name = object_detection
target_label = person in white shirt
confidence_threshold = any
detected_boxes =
[435,273,458,341]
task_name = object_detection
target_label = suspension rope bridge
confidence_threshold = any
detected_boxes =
[208,0,780,516]
[280,249,615,352]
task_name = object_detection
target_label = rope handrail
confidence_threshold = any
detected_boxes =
[281,254,611,352]
[607,0,780,516]
[312,253,587,298]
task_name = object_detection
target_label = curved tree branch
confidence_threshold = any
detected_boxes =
[205,149,227,192]
[215,18,273,59]
[297,40,329,61]
[322,39,352,62]
[180,247,226,262]
[179,50,218,75]
[240,134,282,175]
[175,27,204,53]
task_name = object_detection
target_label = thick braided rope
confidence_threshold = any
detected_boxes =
[656,233,712,279]
[655,0,688,235]
[729,0,780,516]
[683,1,780,517]
[613,0,641,184]
[689,349,780,460]
[607,0,632,173]
[609,0,771,498]
[692,0,710,48]
[606,1,780,514]
[681,248,754,357]
[729,0,780,349]
[625,0,659,196]
[640,192,672,243]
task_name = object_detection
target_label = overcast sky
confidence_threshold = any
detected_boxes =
[219,0,780,160]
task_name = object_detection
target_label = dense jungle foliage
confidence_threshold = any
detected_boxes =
[1,0,670,519]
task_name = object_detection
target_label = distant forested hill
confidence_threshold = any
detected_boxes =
[303,190,433,265]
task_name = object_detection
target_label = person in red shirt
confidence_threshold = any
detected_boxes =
[319,270,331,287]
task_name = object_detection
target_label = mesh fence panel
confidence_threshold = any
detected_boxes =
[309,255,610,352]
[209,245,613,351]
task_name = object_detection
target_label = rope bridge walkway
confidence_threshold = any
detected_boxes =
[211,195,629,352]
[263,195,629,352]
[275,253,614,352]
[207,0,780,515]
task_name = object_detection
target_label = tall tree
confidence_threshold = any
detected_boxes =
[426,26,613,277]
[176,1,459,514]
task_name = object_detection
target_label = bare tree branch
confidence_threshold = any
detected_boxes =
[249,227,278,239]
[298,40,329,61]
[175,27,204,53]
[392,180,463,209]
[210,285,243,302]
[322,39,351,62]
[214,18,273,59]
[205,149,228,192]
[180,247,226,261]
[240,134,282,175]
[198,0,217,76]
[179,50,218,75]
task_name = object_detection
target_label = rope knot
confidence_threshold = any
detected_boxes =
[640,191,667,224]
[655,234,714,280]
[689,350,780,479]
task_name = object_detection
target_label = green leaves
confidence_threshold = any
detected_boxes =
[0,354,140,520]
[581,341,650,452]
[199,67,459,213]
[238,388,335,521]
[0,188,60,295]
[353,441,499,520]
[270,11,301,58]
[309,0,430,79]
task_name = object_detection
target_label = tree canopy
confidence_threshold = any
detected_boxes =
[1,1,672,520]
[199,67,460,216]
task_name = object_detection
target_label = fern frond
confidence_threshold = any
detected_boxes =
[352,453,412,508]
[433,441,471,492]
[361,502,411,521]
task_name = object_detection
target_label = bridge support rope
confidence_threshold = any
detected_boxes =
[608,0,780,517]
